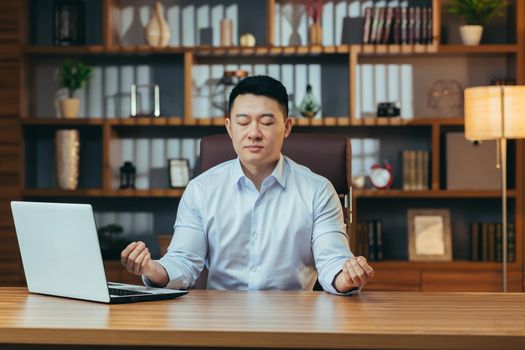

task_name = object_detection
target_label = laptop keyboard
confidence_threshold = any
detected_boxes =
[108,287,151,296]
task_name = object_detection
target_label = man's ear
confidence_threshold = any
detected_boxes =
[283,117,293,139]
[225,118,233,139]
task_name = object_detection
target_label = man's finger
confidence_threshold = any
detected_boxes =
[348,259,367,286]
[133,248,149,275]
[126,242,146,271]
[120,242,138,265]
[344,260,362,287]
[357,256,374,279]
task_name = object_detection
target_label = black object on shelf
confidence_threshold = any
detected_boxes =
[341,17,364,44]
[53,1,85,46]
[119,161,136,189]
[199,27,213,46]
[377,102,401,117]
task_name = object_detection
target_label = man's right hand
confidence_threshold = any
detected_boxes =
[120,241,154,276]
[120,242,169,287]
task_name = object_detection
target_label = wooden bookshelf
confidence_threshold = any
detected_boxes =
[0,0,523,292]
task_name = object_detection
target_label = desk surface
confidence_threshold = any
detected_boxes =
[0,288,524,350]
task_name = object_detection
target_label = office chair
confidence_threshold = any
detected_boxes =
[195,132,353,290]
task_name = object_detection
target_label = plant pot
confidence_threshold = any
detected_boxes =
[55,129,80,190]
[59,98,80,118]
[460,25,483,46]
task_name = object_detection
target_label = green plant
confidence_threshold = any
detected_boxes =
[57,60,93,98]
[447,0,509,25]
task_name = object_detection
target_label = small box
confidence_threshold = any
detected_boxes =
[446,133,501,190]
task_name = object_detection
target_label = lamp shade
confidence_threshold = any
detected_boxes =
[464,86,525,141]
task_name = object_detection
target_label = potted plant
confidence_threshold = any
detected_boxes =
[57,60,93,118]
[97,224,131,260]
[447,0,509,46]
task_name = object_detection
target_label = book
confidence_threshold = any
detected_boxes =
[363,7,373,44]
[508,223,515,262]
[495,223,502,262]
[401,7,408,44]
[414,7,421,44]
[422,151,429,189]
[427,7,433,44]
[383,7,394,44]
[367,220,376,261]
[488,223,496,262]
[402,150,410,190]
[481,222,489,262]
[470,222,479,261]
[408,7,415,44]
[375,220,383,261]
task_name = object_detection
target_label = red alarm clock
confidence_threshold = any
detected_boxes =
[370,161,393,189]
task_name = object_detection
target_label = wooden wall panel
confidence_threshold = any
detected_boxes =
[0,0,22,286]
[0,0,22,45]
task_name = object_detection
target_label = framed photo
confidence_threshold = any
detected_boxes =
[407,209,452,261]
[168,158,190,188]
[53,1,85,46]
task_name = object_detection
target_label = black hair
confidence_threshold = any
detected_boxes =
[227,75,288,118]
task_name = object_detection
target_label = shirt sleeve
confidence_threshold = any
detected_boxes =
[142,180,207,290]
[311,179,354,295]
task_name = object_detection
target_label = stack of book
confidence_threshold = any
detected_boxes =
[362,4,433,45]
[469,222,516,262]
[356,220,383,261]
[402,150,430,190]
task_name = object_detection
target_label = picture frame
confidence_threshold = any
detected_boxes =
[53,1,85,46]
[407,209,452,261]
[168,158,190,188]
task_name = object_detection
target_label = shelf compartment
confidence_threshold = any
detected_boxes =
[438,44,518,54]
[371,260,522,271]
[22,188,185,198]
[354,189,516,199]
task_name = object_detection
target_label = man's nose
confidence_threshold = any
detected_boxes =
[247,121,262,139]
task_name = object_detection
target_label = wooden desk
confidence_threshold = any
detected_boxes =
[0,288,524,350]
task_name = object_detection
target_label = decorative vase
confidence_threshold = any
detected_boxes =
[459,25,483,46]
[220,18,233,46]
[55,129,80,190]
[59,98,79,118]
[145,1,171,48]
[309,22,322,45]
[299,84,321,118]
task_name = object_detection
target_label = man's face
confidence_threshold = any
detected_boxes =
[225,94,292,169]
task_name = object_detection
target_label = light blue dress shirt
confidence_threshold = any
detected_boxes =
[147,154,354,294]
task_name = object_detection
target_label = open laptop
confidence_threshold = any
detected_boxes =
[11,201,187,303]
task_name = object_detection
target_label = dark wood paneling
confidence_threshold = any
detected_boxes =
[0,0,22,45]
[0,50,20,117]
[0,0,22,286]
[422,270,522,292]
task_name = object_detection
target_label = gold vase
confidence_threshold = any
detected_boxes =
[55,129,80,190]
[309,22,322,45]
[145,1,171,47]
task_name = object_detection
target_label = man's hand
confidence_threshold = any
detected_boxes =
[120,241,154,276]
[333,256,374,293]
[120,242,169,287]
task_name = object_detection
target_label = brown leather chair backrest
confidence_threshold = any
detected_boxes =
[199,133,351,194]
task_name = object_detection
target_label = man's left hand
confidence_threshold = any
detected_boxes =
[333,256,374,293]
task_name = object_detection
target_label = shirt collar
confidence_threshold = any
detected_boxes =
[232,154,287,189]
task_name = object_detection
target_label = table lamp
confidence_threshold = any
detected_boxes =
[464,86,525,292]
